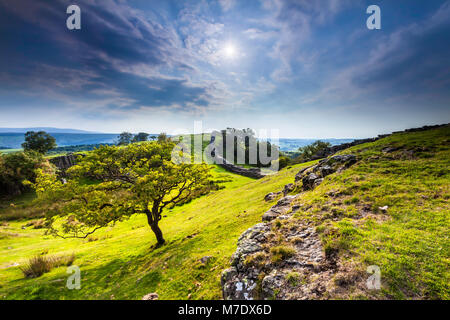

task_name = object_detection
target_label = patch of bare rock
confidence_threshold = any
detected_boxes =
[221,154,361,300]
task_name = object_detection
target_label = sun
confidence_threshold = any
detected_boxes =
[223,43,237,59]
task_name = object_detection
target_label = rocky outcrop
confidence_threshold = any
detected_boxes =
[49,153,83,171]
[222,223,270,300]
[214,155,265,179]
[262,195,299,222]
[295,154,357,191]
[221,217,328,300]
[298,123,449,163]
[221,154,359,300]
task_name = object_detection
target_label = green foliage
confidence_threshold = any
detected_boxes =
[270,245,296,262]
[0,151,49,196]
[0,162,305,300]
[20,253,75,278]
[295,140,331,161]
[157,132,169,143]
[286,271,301,286]
[47,143,114,155]
[132,132,149,143]
[275,155,291,170]
[117,132,133,146]
[21,131,57,154]
[32,141,212,244]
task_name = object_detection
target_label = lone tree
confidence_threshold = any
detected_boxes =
[297,140,331,160]
[132,132,149,142]
[22,131,56,154]
[33,141,211,245]
[117,132,133,145]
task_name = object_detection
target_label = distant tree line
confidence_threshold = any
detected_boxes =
[117,132,160,145]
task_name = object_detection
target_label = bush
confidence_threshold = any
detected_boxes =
[294,140,331,162]
[0,151,50,196]
[20,253,75,278]
[278,155,291,169]
[270,245,296,262]
[285,271,301,286]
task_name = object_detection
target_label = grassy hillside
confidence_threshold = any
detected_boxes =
[284,125,449,299]
[0,126,448,300]
[0,163,311,299]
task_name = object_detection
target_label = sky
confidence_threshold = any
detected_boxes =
[0,0,449,138]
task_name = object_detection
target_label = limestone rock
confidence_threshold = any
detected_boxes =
[142,292,159,300]
[264,192,281,201]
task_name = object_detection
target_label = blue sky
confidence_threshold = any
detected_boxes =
[0,0,449,138]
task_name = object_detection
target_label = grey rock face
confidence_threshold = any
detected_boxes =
[283,183,295,196]
[261,271,284,298]
[262,195,298,222]
[214,155,265,179]
[264,192,281,201]
[302,173,319,190]
[296,154,358,191]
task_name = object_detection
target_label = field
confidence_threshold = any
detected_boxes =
[0,163,310,299]
[0,126,449,300]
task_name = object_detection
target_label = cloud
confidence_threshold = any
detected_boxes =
[253,0,349,82]
[218,0,236,12]
[0,0,220,113]
[310,1,450,108]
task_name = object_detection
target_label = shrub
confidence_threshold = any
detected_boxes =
[0,151,50,196]
[244,252,267,268]
[286,271,301,286]
[20,253,75,278]
[294,140,332,163]
[270,245,296,262]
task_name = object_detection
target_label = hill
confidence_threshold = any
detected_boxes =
[0,125,448,300]
[0,133,119,149]
[0,128,100,134]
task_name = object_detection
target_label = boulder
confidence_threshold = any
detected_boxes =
[296,154,358,191]
[264,192,281,201]
[199,256,212,264]
[302,173,319,190]
[283,183,295,196]
[142,293,159,300]
[262,195,298,222]
[261,271,284,299]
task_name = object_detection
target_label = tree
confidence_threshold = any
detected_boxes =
[297,140,331,160]
[22,131,57,154]
[117,132,133,145]
[33,142,212,245]
[132,132,149,143]
[157,132,169,143]
[0,151,49,196]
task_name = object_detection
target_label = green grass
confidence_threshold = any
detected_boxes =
[290,125,450,299]
[0,149,22,155]
[0,163,308,300]
[0,126,448,300]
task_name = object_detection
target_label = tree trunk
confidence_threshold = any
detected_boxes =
[150,222,165,245]
[146,204,165,245]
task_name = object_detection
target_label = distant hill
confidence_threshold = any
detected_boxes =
[0,133,119,149]
[0,127,102,134]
